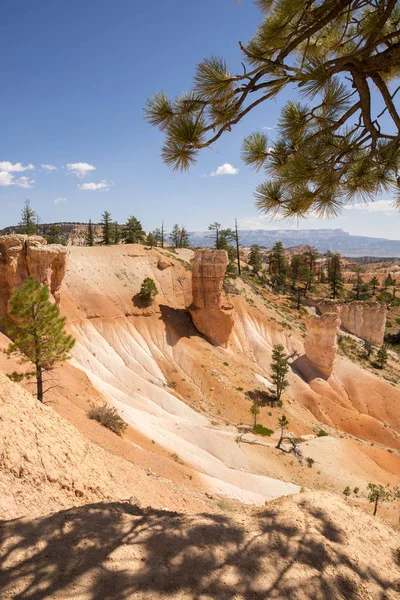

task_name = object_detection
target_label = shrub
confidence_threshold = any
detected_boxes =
[88,403,127,436]
[306,457,315,468]
[386,321,393,328]
[253,424,274,437]
[139,277,158,305]
[223,361,229,366]
[343,486,351,497]
[353,487,359,494]
[317,429,328,437]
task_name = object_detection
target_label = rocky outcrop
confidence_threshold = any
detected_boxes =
[304,313,341,378]
[189,249,234,346]
[0,235,67,320]
[318,300,386,346]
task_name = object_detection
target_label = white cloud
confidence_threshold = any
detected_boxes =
[78,180,109,191]
[0,161,34,173]
[344,199,397,213]
[42,164,57,171]
[16,176,35,188]
[210,163,239,177]
[0,171,15,186]
[262,126,276,131]
[66,162,96,178]
[53,197,67,204]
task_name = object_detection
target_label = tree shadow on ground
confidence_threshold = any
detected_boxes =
[1,500,398,600]
[159,305,200,347]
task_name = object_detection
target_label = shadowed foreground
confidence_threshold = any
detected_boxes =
[1,492,399,599]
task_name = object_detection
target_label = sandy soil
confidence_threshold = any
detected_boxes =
[1,491,399,600]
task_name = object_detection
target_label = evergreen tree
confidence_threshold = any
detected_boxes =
[207,222,222,248]
[146,1,400,218]
[87,219,95,246]
[139,277,158,306]
[367,483,392,517]
[353,265,365,300]
[19,200,38,235]
[250,401,260,429]
[328,253,343,299]
[370,276,379,295]
[169,224,190,248]
[248,244,263,273]
[303,247,318,291]
[376,344,388,369]
[270,344,289,403]
[123,215,146,244]
[289,254,309,308]
[101,211,113,245]
[363,341,373,359]
[45,225,62,245]
[146,232,158,248]
[276,415,289,450]
[268,242,288,292]
[3,278,75,403]
[384,274,394,289]
[112,222,121,245]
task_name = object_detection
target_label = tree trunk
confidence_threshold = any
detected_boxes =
[36,365,43,403]
[373,497,378,516]
[235,219,241,276]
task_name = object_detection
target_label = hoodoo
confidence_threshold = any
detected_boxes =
[189,249,234,347]
[318,300,386,346]
[0,235,67,320]
[304,312,341,378]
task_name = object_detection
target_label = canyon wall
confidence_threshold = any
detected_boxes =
[189,249,234,347]
[304,313,341,378]
[0,235,67,320]
[318,300,386,346]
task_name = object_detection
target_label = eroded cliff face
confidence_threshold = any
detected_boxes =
[189,249,234,347]
[0,235,67,319]
[304,313,341,378]
[318,300,386,346]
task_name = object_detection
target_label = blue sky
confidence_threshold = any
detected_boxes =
[1,0,399,239]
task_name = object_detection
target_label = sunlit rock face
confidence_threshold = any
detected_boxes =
[304,312,341,378]
[318,300,386,347]
[0,235,67,320]
[189,249,234,347]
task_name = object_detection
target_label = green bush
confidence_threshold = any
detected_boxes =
[317,429,328,437]
[139,277,158,305]
[253,424,274,437]
[88,403,127,436]
[386,321,393,328]
[306,457,315,468]
[353,487,359,494]
[343,486,351,497]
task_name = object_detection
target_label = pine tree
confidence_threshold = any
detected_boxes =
[207,222,222,248]
[270,344,289,403]
[3,278,75,402]
[353,265,365,300]
[303,247,318,291]
[276,415,289,450]
[384,274,394,289]
[248,244,263,273]
[146,1,400,217]
[234,218,241,276]
[169,224,190,248]
[123,216,146,244]
[250,401,260,429]
[101,211,112,245]
[289,254,309,308]
[19,200,38,235]
[146,232,158,248]
[87,219,95,246]
[370,276,379,295]
[376,344,388,369]
[45,225,62,245]
[112,222,121,245]
[328,253,343,299]
[139,277,158,306]
[367,483,392,517]
[268,242,288,292]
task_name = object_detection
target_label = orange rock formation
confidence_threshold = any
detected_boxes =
[0,235,67,320]
[189,249,234,347]
[318,300,386,346]
[304,312,341,377]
